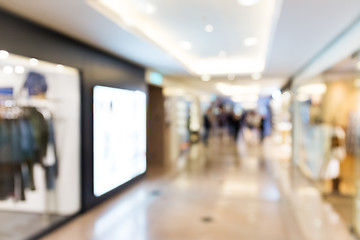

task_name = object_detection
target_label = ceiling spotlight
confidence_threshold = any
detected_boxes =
[201,75,211,81]
[15,65,25,74]
[244,37,258,47]
[227,74,235,81]
[3,66,13,74]
[29,58,38,66]
[205,24,214,33]
[237,0,260,6]
[56,64,65,71]
[251,73,262,80]
[218,51,227,58]
[0,50,9,59]
[180,41,192,50]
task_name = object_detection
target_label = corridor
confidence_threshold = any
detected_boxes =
[42,131,354,240]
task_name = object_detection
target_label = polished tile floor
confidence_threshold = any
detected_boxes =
[42,131,355,240]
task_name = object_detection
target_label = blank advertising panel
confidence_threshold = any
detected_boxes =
[93,86,146,197]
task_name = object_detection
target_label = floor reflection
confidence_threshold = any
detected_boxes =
[43,131,355,240]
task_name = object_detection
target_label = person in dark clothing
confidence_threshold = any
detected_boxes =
[203,108,212,146]
[259,115,266,143]
[232,114,241,141]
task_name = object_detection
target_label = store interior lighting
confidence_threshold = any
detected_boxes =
[201,75,211,82]
[297,83,327,95]
[216,82,260,96]
[231,94,259,103]
[251,72,262,80]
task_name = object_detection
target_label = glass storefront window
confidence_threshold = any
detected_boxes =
[292,51,360,232]
[0,52,81,239]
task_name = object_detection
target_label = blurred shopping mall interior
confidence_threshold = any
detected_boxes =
[0,0,360,239]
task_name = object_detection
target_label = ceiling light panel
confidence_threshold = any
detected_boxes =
[89,0,281,75]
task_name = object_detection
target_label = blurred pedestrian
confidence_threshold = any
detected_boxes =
[203,108,212,146]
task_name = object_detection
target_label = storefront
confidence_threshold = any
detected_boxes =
[0,9,147,239]
[163,87,198,169]
[292,51,360,232]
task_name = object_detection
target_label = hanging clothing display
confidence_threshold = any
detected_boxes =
[0,104,58,201]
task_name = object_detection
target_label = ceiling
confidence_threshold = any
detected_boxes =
[0,0,359,92]
[89,0,281,76]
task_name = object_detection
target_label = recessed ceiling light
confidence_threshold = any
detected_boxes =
[218,51,227,58]
[29,58,38,66]
[0,50,9,59]
[205,24,214,33]
[201,75,211,81]
[180,41,192,50]
[3,66,13,74]
[56,64,65,71]
[251,73,262,80]
[237,0,260,6]
[244,37,258,47]
[227,74,235,81]
[144,3,156,15]
[90,0,277,76]
[15,65,25,74]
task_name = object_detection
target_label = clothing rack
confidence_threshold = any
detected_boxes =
[0,99,58,214]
